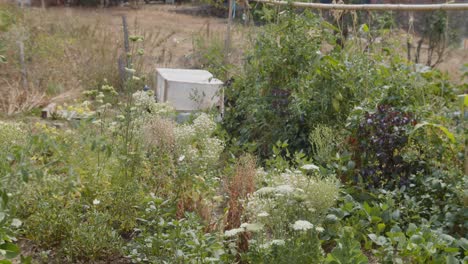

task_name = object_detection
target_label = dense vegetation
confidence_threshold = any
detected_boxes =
[1,4,467,264]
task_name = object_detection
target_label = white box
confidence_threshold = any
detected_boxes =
[155,68,224,112]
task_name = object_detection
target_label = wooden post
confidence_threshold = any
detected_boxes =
[224,0,233,66]
[17,41,28,90]
[122,15,130,59]
[41,0,46,9]
[119,15,131,83]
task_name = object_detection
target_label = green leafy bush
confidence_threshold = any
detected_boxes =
[325,227,368,264]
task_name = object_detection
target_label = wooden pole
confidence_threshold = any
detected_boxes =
[17,41,28,90]
[224,0,233,65]
[251,0,468,11]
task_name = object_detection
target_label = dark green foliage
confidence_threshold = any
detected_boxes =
[223,11,350,159]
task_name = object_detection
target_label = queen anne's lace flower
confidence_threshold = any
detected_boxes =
[224,228,244,237]
[257,212,269,217]
[276,185,295,194]
[292,220,314,231]
[255,187,276,195]
[240,223,263,232]
[271,239,285,246]
[301,164,319,171]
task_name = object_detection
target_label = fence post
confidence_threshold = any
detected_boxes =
[17,40,28,90]
[224,0,233,66]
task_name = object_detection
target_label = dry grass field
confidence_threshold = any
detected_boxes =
[0,4,247,115]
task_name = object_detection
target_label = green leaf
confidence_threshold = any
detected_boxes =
[0,242,20,259]
[361,24,369,33]
[446,255,459,264]
[410,234,423,244]
[377,223,386,233]
[411,122,455,143]
[443,247,459,253]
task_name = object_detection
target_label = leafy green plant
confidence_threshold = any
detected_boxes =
[125,197,228,263]
[325,227,368,264]
[244,227,323,264]
[368,223,466,263]
[0,190,21,264]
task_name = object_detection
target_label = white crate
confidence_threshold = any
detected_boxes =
[155,68,224,112]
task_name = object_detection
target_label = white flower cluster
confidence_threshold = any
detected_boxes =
[243,167,339,246]
[193,113,217,134]
[224,223,263,237]
[174,114,224,170]
[292,220,313,231]
[132,91,175,117]
[224,228,244,237]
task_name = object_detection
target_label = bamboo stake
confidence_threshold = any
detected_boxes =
[252,0,468,11]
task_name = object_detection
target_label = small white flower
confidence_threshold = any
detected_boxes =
[224,228,244,237]
[257,212,269,217]
[315,226,325,233]
[93,199,100,205]
[125,67,136,74]
[255,187,276,195]
[301,164,319,171]
[178,155,185,162]
[271,239,285,246]
[204,257,220,262]
[276,185,295,194]
[292,220,314,231]
[240,223,263,232]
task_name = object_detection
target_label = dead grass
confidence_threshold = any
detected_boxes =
[225,154,256,253]
[0,78,46,114]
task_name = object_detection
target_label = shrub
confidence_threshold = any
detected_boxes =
[348,105,419,189]
[223,9,459,162]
